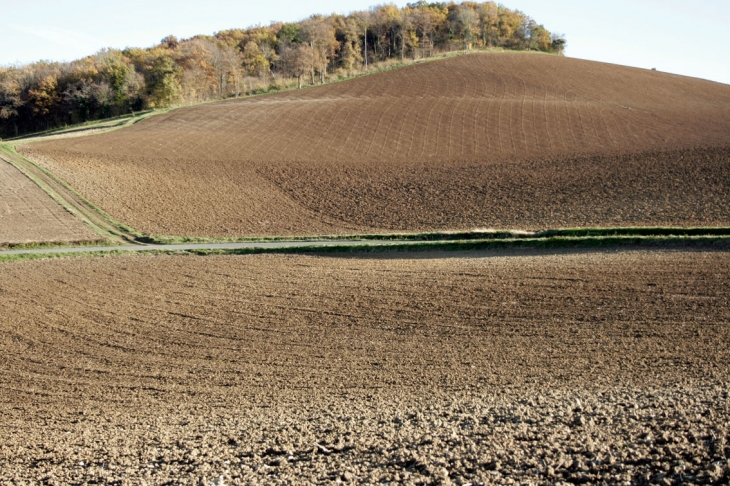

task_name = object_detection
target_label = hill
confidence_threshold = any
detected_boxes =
[19,53,730,237]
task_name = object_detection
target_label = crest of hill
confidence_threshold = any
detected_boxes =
[29,53,730,163]
[21,53,730,237]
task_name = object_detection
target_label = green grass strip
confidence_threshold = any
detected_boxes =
[2,235,728,264]
[144,226,730,245]
[0,239,113,251]
[538,227,730,238]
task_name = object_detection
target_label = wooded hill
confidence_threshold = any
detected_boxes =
[0,1,564,138]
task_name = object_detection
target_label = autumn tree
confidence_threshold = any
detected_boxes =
[452,4,478,52]
[301,17,338,84]
[176,39,217,103]
[0,69,23,136]
[350,10,372,67]
[243,41,269,78]
[333,16,363,70]
[0,1,562,138]
[279,43,313,89]
[409,3,447,57]
[528,21,552,51]
[478,2,499,47]
[146,51,181,107]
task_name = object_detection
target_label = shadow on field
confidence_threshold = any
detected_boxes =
[311,241,730,261]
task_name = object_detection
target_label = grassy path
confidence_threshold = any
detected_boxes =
[0,144,141,243]
[1,233,729,263]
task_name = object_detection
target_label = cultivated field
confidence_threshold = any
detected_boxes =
[1,247,728,484]
[0,158,98,246]
[19,53,730,237]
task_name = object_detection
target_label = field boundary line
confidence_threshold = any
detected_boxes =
[2,234,729,263]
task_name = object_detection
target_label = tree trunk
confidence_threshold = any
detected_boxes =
[298,74,302,89]
[310,41,316,85]
[364,28,368,67]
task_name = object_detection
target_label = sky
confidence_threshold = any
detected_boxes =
[1,0,728,85]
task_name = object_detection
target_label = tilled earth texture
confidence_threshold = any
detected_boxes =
[0,158,97,246]
[20,54,730,237]
[1,246,729,484]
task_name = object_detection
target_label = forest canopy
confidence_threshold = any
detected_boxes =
[0,1,565,138]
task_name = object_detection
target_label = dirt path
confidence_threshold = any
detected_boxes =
[1,247,728,484]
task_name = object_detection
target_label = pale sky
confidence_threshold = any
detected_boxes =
[1,0,728,85]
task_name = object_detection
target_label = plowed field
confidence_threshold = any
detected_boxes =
[0,158,98,246]
[20,54,730,236]
[1,247,728,484]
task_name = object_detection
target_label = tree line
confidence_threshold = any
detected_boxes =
[0,1,565,138]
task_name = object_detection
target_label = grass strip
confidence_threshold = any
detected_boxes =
[0,239,113,251]
[145,226,730,245]
[2,235,728,264]
[186,235,730,256]
[5,110,167,143]
[539,227,730,238]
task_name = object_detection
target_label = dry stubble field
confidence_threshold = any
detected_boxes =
[19,53,730,237]
[0,158,98,246]
[1,246,729,484]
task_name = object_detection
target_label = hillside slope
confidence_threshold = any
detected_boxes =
[0,157,98,246]
[20,53,730,236]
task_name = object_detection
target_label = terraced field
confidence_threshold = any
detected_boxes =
[1,247,729,484]
[20,53,730,237]
[0,157,98,246]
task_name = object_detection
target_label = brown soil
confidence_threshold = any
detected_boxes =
[20,54,730,237]
[1,247,728,484]
[0,158,98,246]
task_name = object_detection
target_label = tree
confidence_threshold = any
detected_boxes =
[224,45,244,97]
[454,4,478,52]
[243,41,269,77]
[279,44,313,89]
[28,75,60,117]
[333,16,363,70]
[161,35,179,49]
[478,2,499,47]
[528,21,552,52]
[498,8,523,48]
[201,40,230,96]
[278,23,302,44]
[551,34,567,55]
[0,69,23,136]
[350,10,372,67]
[96,49,133,115]
[0,1,563,138]
[301,17,338,84]
[147,53,181,107]
[410,3,447,57]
